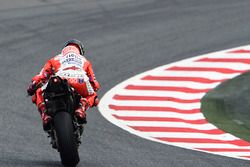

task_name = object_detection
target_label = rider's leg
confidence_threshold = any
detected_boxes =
[35,88,51,127]
[69,80,99,124]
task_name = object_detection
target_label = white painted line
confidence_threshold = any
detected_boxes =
[121,121,216,130]
[118,90,206,99]
[110,100,200,110]
[111,111,205,120]
[157,71,240,79]
[131,80,221,89]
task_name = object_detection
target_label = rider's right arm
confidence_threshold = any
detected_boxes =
[32,59,54,84]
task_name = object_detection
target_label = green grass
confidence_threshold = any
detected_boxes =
[201,71,250,141]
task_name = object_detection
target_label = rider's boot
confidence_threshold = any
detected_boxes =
[75,98,88,124]
[38,103,51,131]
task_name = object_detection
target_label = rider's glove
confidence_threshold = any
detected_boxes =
[27,81,37,96]
[93,96,99,106]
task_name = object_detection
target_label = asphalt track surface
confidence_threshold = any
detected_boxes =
[1,0,250,167]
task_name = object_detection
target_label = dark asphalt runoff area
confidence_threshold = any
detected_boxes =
[1,0,250,166]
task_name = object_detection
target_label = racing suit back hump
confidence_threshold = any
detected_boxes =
[52,50,95,97]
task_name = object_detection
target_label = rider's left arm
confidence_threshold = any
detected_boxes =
[85,61,100,91]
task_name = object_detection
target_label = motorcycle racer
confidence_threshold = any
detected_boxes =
[27,39,100,129]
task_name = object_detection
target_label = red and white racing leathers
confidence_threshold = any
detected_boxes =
[31,46,100,111]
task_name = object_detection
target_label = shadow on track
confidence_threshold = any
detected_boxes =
[0,154,102,167]
[0,157,61,167]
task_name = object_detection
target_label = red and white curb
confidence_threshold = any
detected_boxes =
[98,45,250,160]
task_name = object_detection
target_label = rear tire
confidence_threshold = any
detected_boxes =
[54,112,79,167]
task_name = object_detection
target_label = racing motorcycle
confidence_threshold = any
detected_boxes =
[42,76,84,167]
